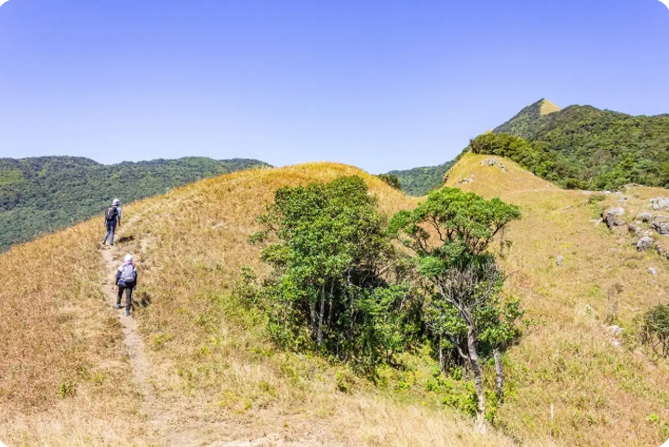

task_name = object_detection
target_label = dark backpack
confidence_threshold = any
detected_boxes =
[105,206,118,221]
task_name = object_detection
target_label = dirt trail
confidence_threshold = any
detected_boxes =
[100,225,336,447]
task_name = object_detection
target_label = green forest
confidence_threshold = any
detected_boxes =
[476,102,669,190]
[389,99,669,195]
[385,161,455,196]
[0,156,268,251]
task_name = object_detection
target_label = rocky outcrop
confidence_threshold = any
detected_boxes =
[636,212,654,223]
[636,236,655,252]
[481,159,507,172]
[651,197,669,211]
[651,216,669,235]
[603,207,626,229]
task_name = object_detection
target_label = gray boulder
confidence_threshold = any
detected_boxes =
[603,207,626,229]
[658,246,669,259]
[556,255,564,266]
[648,267,658,276]
[651,217,669,235]
[636,212,654,223]
[637,236,655,252]
[651,198,669,211]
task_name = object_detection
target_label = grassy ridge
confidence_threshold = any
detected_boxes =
[447,153,669,445]
[0,156,269,252]
[4,158,669,445]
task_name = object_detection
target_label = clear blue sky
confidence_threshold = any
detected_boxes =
[1,0,668,173]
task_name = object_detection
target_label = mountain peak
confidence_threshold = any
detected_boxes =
[538,98,561,115]
[492,98,562,137]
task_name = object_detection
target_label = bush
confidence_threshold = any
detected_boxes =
[641,305,669,358]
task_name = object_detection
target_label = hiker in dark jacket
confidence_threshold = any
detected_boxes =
[101,198,121,246]
[115,254,137,316]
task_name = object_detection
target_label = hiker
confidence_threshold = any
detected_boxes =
[101,199,121,246]
[115,254,137,316]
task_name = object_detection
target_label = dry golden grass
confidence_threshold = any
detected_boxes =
[539,99,562,116]
[447,153,669,446]
[4,157,669,446]
[0,222,151,446]
[0,163,521,446]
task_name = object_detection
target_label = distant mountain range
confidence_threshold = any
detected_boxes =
[0,156,269,251]
[388,98,669,195]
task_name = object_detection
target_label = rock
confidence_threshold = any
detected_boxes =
[648,267,658,276]
[651,217,669,235]
[481,159,507,172]
[611,339,622,347]
[602,207,626,229]
[459,176,474,185]
[556,255,564,266]
[606,325,623,337]
[657,246,669,259]
[651,197,669,211]
[637,236,655,251]
[637,212,654,223]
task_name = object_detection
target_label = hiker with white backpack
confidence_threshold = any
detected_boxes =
[101,199,122,246]
[116,254,137,316]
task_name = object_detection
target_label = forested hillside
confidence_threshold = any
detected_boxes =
[385,161,455,196]
[389,98,669,194]
[484,99,669,190]
[0,156,268,251]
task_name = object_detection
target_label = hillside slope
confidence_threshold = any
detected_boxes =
[4,158,669,446]
[389,98,669,194]
[492,100,669,190]
[386,160,455,196]
[0,156,269,252]
[448,153,669,446]
[492,98,561,136]
[0,163,518,447]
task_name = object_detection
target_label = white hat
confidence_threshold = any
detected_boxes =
[113,198,121,205]
[124,254,133,263]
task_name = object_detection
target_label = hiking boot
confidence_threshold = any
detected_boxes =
[125,309,130,316]
[115,304,122,309]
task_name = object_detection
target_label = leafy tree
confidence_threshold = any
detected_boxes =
[252,176,417,371]
[388,187,521,428]
[642,304,669,358]
[376,174,402,190]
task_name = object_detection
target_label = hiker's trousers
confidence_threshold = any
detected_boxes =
[102,220,117,245]
[117,283,134,311]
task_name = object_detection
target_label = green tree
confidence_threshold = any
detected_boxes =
[252,176,416,370]
[388,187,521,429]
[642,304,669,358]
[376,174,402,190]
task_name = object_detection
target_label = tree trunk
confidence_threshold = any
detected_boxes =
[468,326,486,433]
[309,298,317,339]
[326,279,335,331]
[439,335,445,373]
[493,347,503,404]
[317,284,326,347]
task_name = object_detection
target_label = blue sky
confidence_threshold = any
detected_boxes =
[1,0,668,173]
